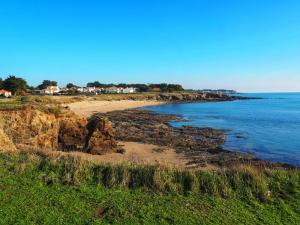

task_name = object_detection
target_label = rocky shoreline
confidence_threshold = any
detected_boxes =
[109,92,259,103]
[2,94,293,170]
[99,108,294,169]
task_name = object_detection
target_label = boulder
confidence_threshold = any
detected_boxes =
[58,114,88,151]
[84,114,117,154]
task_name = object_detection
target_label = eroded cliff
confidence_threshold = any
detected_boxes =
[0,106,117,154]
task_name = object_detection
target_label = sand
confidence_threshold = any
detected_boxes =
[67,100,162,117]
[65,100,191,168]
[25,141,188,168]
[79,141,188,168]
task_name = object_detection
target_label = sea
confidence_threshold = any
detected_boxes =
[144,93,300,167]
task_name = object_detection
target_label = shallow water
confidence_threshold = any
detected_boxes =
[144,93,300,166]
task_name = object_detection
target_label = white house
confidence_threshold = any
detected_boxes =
[42,86,60,95]
[82,87,103,94]
[122,87,137,94]
[0,90,12,97]
[105,86,122,94]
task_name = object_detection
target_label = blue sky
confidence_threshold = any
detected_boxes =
[0,0,299,92]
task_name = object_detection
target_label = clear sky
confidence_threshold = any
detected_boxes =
[0,0,299,92]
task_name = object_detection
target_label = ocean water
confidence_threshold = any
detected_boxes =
[144,93,300,166]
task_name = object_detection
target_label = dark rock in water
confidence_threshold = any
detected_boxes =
[236,135,244,139]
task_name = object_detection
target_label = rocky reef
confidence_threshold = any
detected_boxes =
[94,92,256,103]
[100,109,292,169]
[0,106,118,154]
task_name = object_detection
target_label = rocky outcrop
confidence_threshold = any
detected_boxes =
[155,92,252,102]
[97,92,255,103]
[58,113,88,151]
[0,106,118,155]
[0,106,59,151]
[84,114,117,154]
[100,109,288,169]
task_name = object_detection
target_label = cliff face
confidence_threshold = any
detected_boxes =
[0,106,59,151]
[0,106,117,154]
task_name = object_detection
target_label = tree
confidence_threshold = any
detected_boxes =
[167,84,184,92]
[37,80,58,90]
[66,83,79,89]
[87,81,101,87]
[135,84,150,92]
[2,75,28,95]
[0,78,3,89]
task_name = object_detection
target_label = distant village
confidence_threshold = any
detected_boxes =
[198,89,238,95]
[0,75,238,98]
[0,84,139,97]
[36,85,138,95]
[31,81,185,95]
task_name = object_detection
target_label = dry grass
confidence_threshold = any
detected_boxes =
[3,150,299,200]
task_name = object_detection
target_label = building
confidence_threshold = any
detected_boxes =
[0,89,12,97]
[105,86,122,94]
[122,87,137,94]
[200,89,237,95]
[151,87,161,92]
[81,87,103,95]
[42,86,61,95]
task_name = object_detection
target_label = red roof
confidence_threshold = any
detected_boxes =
[0,89,10,94]
[151,87,161,92]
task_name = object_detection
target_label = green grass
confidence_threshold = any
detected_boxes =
[0,152,299,224]
[0,96,63,116]
[0,98,23,110]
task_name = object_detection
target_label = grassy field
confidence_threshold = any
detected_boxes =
[0,94,154,112]
[0,96,74,116]
[0,152,299,224]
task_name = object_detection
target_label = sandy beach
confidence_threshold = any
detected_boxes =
[22,141,188,168]
[67,100,162,117]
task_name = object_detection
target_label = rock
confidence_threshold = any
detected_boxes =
[99,109,288,169]
[0,106,59,151]
[58,115,88,151]
[0,107,118,155]
[84,114,117,154]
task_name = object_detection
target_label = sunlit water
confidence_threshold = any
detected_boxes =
[144,93,300,166]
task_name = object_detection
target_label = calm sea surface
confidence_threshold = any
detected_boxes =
[144,93,300,166]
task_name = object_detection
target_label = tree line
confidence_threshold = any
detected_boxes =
[0,75,184,95]
[86,82,184,92]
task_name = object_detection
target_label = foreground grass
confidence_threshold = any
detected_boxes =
[0,152,299,224]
